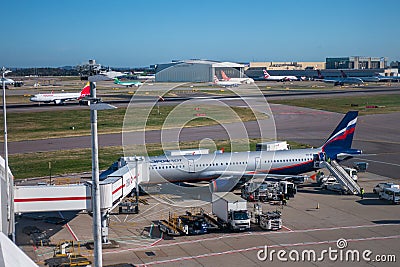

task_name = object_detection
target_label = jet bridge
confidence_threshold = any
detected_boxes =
[13,156,149,243]
[322,160,361,195]
[14,157,149,213]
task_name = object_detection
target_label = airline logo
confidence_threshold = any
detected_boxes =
[213,75,220,83]
[263,69,270,79]
[322,117,357,149]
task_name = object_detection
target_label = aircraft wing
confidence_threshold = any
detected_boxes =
[204,170,309,192]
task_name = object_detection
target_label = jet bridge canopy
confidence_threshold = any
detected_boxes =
[14,157,150,213]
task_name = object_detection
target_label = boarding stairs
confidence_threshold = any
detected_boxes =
[323,160,361,195]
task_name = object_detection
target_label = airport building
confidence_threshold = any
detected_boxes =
[249,61,326,70]
[155,60,245,82]
[326,56,387,69]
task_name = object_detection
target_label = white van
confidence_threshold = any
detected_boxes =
[379,188,400,204]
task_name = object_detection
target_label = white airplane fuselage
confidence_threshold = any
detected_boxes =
[30,92,81,104]
[147,148,318,184]
[265,75,298,81]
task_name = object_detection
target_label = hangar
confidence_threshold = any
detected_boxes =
[155,60,246,82]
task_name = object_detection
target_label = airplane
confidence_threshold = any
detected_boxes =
[1,77,15,86]
[146,111,361,191]
[376,75,400,82]
[114,78,143,87]
[262,69,298,81]
[220,70,254,84]
[99,68,125,79]
[316,70,363,86]
[1,69,15,88]
[30,82,91,105]
[213,75,241,87]
[339,70,382,83]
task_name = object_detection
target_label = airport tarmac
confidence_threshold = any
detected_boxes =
[5,82,400,265]
[17,171,399,266]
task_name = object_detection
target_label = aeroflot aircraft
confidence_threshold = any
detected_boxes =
[30,82,91,105]
[147,111,361,191]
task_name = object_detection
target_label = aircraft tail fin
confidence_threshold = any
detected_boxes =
[340,70,348,78]
[321,111,361,159]
[213,75,220,83]
[80,82,91,98]
[317,70,324,79]
[221,70,230,81]
[263,69,270,79]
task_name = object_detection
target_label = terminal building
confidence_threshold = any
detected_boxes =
[155,60,245,82]
[326,56,387,69]
[248,61,326,71]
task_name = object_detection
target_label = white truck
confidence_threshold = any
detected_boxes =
[379,187,400,204]
[212,192,250,231]
[256,141,289,151]
[344,167,358,182]
[251,204,282,230]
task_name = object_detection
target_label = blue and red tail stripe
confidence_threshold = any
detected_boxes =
[321,111,359,159]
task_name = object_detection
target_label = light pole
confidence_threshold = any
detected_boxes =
[1,67,14,241]
[88,72,116,267]
[90,80,102,267]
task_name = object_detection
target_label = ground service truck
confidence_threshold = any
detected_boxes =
[212,192,250,231]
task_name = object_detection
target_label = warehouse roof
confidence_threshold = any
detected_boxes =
[161,59,244,68]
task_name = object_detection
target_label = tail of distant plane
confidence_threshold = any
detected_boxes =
[340,70,348,78]
[263,69,270,79]
[79,82,91,99]
[316,70,324,79]
[114,78,120,84]
[213,75,220,83]
[321,111,362,160]
[221,70,231,81]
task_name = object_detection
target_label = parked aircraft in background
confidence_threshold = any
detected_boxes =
[316,70,363,86]
[374,74,400,82]
[339,70,400,83]
[114,78,143,87]
[213,75,241,87]
[220,70,254,84]
[339,70,382,83]
[30,82,90,105]
[0,77,15,85]
[99,68,125,79]
[146,111,361,191]
[263,69,298,81]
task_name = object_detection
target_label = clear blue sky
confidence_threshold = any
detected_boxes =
[1,0,399,67]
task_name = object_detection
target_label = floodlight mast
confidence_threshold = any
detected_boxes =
[85,61,116,267]
[1,67,14,242]
[90,79,102,267]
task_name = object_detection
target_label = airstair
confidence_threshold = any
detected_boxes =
[323,160,361,195]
